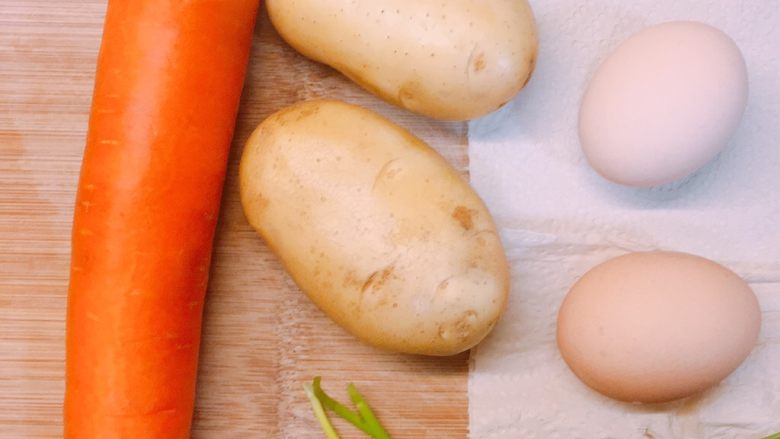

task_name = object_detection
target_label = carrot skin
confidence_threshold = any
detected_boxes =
[64,1,260,437]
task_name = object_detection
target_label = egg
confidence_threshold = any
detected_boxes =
[556,251,761,403]
[579,22,748,187]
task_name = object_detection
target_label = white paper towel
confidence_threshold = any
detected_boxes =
[467,1,780,438]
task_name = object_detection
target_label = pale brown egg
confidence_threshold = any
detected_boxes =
[557,251,761,403]
[579,22,748,187]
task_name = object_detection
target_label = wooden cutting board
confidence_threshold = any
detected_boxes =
[0,1,469,438]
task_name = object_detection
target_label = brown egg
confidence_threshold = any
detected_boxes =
[556,251,761,403]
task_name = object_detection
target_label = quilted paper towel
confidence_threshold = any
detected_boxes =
[467,1,780,438]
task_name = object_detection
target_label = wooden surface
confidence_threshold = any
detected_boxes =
[0,1,469,438]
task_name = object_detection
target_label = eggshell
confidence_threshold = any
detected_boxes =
[556,251,761,403]
[579,21,748,187]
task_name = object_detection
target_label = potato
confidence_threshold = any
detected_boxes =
[265,0,538,121]
[240,100,509,355]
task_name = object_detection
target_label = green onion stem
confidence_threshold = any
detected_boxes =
[306,377,392,439]
[303,383,341,439]
[312,377,372,434]
[347,383,391,439]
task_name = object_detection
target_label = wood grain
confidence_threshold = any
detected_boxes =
[0,2,469,438]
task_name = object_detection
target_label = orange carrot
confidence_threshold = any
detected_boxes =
[64,1,260,437]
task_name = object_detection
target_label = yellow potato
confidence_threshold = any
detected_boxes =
[266,1,538,121]
[240,100,509,355]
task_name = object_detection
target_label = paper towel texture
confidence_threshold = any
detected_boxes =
[467,1,780,438]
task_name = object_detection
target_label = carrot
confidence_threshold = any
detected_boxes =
[64,1,260,437]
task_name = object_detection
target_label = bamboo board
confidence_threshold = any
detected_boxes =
[0,2,469,437]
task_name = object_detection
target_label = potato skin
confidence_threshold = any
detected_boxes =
[266,0,537,121]
[239,100,509,355]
